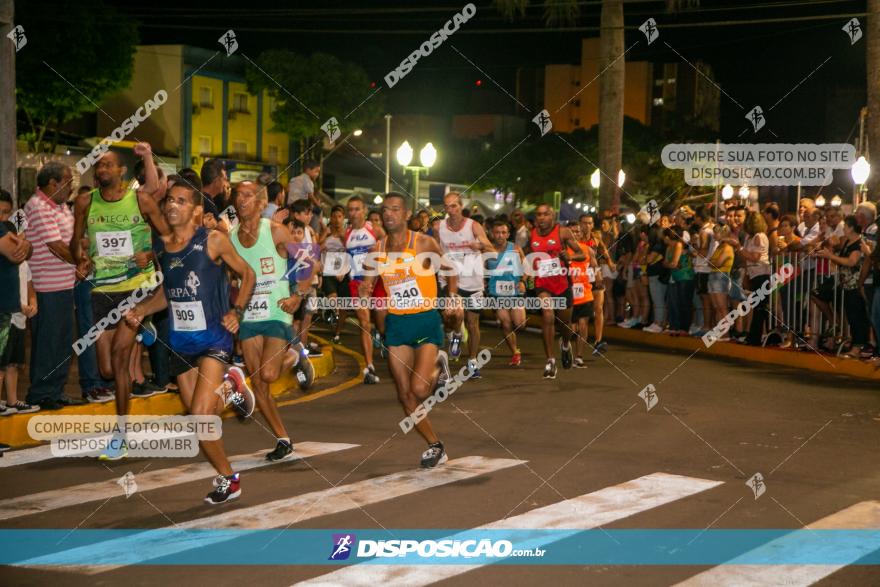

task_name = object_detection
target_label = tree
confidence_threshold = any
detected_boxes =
[245,50,384,178]
[867,0,879,197]
[15,0,137,153]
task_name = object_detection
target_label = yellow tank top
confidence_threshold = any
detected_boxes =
[710,243,734,273]
[377,231,438,315]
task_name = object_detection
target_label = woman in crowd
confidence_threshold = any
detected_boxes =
[707,223,735,339]
[643,225,669,333]
[663,225,695,335]
[741,211,772,345]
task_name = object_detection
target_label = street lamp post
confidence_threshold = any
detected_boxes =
[852,155,870,207]
[397,140,436,212]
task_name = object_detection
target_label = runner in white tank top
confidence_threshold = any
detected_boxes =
[437,192,494,374]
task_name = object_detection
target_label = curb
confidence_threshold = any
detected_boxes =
[0,342,336,448]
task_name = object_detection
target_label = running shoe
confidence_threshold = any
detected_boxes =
[0,405,11,416]
[543,359,557,379]
[509,351,522,367]
[1,401,40,415]
[363,364,380,385]
[266,439,294,462]
[643,323,664,334]
[224,366,255,418]
[204,473,241,505]
[420,442,448,469]
[323,310,338,328]
[132,380,167,398]
[573,356,587,369]
[560,341,573,369]
[293,351,315,391]
[307,341,323,357]
[436,350,451,389]
[449,331,463,359]
[467,358,481,379]
[0,442,9,454]
[371,327,382,349]
[98,436,128,461]
[331,334,341,344]
[592,341,608,356]
[83,387,114,404]
[136,321,158,346]
[688,324,703,336]
[232,355,246,368]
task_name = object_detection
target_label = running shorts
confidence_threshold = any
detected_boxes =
[385,310,444,348]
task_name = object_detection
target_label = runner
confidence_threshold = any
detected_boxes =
[318,205,349,344]
[289,199,323,357]
[524,203,584,379]
[579,214,610,354]
[358,193,456,468]
[230,181,308,461]
[344,195,386,384]
[437,192,493,376]
[485,219,527,366]
[567,222,595,368]
[69,144,168,459]
[125,181,256,504]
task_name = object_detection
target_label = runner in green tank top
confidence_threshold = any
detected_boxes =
[231,180,313,462]
[70,144,168,459]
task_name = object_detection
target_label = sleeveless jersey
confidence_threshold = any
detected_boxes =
[377,231,438,315]
[438,217,484,292]
[530,224,569,295]
[345,221,379,280]
[322,230,347,277]
[87,188,154,291]
[568,241,594,305]
[486,242,523,297]
[156,227,231,354]
[231,219,291,325]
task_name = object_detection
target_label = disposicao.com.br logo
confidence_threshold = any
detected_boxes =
[329,532,516,560]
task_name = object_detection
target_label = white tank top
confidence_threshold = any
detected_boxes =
[345,222,379,279]
[439,217,484,292]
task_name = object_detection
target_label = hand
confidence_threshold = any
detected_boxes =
[76,257,93,280]
[21,303,37,318]
[861,240,872,256]
[278,295,302,314]
[469,241,482,251]
[815,249,830,258]
[134,251,151,269]
[133,142,152,158]
[272,208,289,223]
[221,310,240,334]
[518,281,526,295]
[123,307,144,329]
[10,234,30,263]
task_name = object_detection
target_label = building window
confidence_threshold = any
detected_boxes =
[267,145,279,163]
[232,140,248,158]
[653,98,664,106]
[199,87,213,108]
[232,93,249,114]
[198,136,212,155]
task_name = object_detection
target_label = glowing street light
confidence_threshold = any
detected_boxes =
[353,129,363,137]
[721,184,734,200]
[567,198,574,204]
[373,194,383,205]
[396,140,413,167]
[419,142,437,168]
[831,195,842,207]
[590,169,600,189]
[738,185,749,199]
[852,156,871,185]
[617,169,626,188]
[815,195,826,207]
[625,212,636,224]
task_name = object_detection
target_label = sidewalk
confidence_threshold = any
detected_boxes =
[0,340,336,448]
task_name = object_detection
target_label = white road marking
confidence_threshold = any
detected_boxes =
[296,472,723,586]
[676,500,880,586]
[17,455,525,574]
[0,441,358,521]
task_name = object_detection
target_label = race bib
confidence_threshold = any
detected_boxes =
[537,257,562,278]
[573,282,585,300]
[244,294,270,321]
[171,301,206,332]
[351,253,367,275]
[389,279,424,310]
[494,280,515,296]
[587,267,597,283]
[96,230,133,257]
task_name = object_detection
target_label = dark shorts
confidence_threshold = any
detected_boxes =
[696,273,710,295]
[572,301,595,322]
[169,347,231,377]
[91,290,136,329]
[239,319,298,344]
[535,287,573,310]
[321,275,349,299]
[293,289,316,322]
[0,315,14,367]
[385,311,445,348]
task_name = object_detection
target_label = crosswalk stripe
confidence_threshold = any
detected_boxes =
[296,472,723,586]
[17,455,525,574]
[675,500,880,586]
[0,441,358,522]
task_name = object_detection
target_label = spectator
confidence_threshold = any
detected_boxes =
[762,203,781,257]
[664,225,695,335]
[287,160,323,234]
[693,206,715,336]
[708,223,735,339]
[263,181,286,221]
[511,210,529,249]
[643,225,669,333]
[25,162,79,410]
[200,158,228,216]
[741,211,771,345]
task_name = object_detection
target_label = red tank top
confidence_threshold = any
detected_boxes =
[530,224,569,294]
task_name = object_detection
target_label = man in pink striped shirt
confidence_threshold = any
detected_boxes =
[24,161,78,410]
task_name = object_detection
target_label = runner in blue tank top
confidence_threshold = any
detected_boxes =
[125,182,257,505]
[486,220,527,366]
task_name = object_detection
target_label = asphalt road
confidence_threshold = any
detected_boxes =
[2,320,880,586]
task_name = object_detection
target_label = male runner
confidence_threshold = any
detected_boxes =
[579,214,609,354]
[319,205,349,343]
[437,192,493,375]
[70,145,168,459]
[486,220,527,366]
[525,204,584,379]
[231,181,311,461]
[567,223,594,368]
[125,181,256,504]
[358,193,457,468]
[344,195,385,384]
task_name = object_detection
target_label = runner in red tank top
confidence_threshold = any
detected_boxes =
[525,204,584,379]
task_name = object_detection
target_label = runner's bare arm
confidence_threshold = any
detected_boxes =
[270,219,292,257]
[139,191,170,236]
[133,143,160,199]
[69,189,90,261]
[357,242,379,298]
[125,286,168,329]
[210,230,255,333]
[470,222,495,252]
[559,227,584,262]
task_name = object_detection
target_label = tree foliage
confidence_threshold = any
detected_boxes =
[15,0,138,153]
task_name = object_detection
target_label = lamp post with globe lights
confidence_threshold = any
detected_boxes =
[396,141,437,212]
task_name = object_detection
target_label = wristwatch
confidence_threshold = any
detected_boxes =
[233,305,244,319]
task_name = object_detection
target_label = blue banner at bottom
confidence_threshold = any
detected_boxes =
[5,529,880,566]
